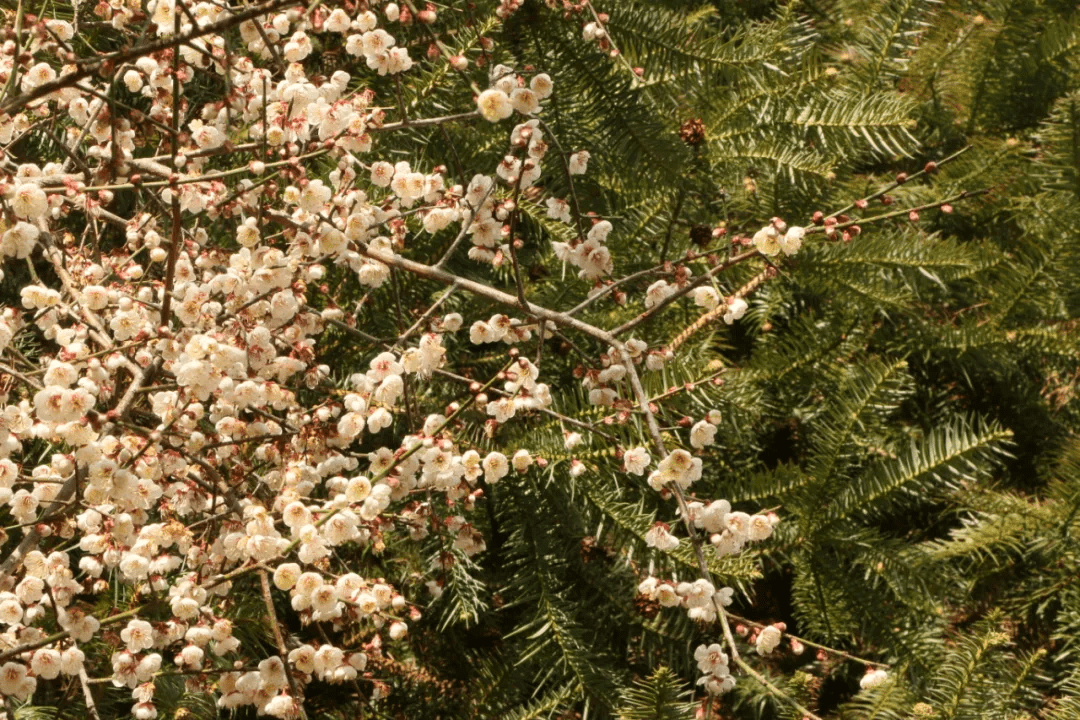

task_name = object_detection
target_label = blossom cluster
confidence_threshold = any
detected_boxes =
[634,488,777,634]
[694,642,734,695]
[752,218,806,257]
[0,0,859,714]
[637,575,735,624]
[0,2,566,716]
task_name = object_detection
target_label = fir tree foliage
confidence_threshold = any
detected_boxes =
[0,0,1078,717]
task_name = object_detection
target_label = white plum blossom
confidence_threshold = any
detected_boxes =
[644,523,680,550]
[756,625,783,655]
[723,297,749,324]
[512,449,533,472]
[531,73,554,99]
[694,643,729,676]
[11,184,48,219]
[482,452,510,483]
[860,668,889,690]
[691,286,720,310]
[0,661,36,700]
[648,449,702,491]
[690,420,717,449]
[121,620,155,653]
[568,150,590,175]
[624,447,651,475]
[477,89,513,122]
[752,225,781,256]
[645,280,676,309]
[780,225,805,255]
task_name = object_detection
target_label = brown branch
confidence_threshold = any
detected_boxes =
[668,270,770,352]
[826,145,972,220]
[392,281,459,349]
[78,668,102,720]
[259,570,308,719]
[610,249,759,337]
[0,606,145,664]
[566,265,671,316]
[725,611,889,668]
[159,5,184,330]
[537,119,588,244]
[505,171,530,309]
[809,189,990,235]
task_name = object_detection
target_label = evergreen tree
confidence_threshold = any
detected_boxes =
[0,0,1076,718]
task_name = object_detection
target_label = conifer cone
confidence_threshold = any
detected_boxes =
[690,224,713,247]
[680,118,707,146]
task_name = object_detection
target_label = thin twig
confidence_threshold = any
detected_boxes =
[78,668,102,720]
[392,282,460,349]
[826,145,972,220]
[260,570,309,719]
[725,611,889,669]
